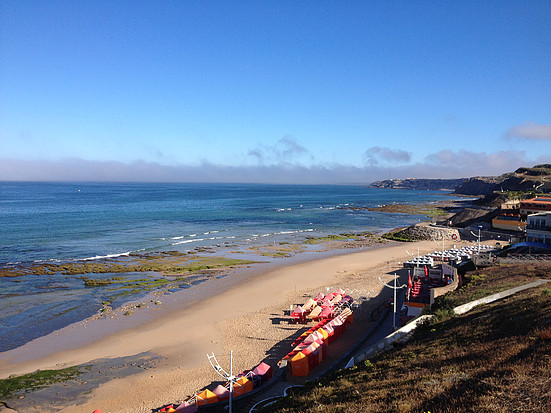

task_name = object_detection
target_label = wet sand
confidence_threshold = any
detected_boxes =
[0,240,470,413]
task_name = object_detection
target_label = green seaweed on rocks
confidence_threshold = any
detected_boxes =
[381,232,416,242]
[304,232,374,244]
[365,203,449,216]
[82,277,112,287]
[1,254,257,278]
[0,367,86,401]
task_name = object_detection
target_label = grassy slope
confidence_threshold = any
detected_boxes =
[265,264,551,412]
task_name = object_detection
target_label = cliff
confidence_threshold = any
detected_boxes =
[370,164,551,196]
[452,177,501,195]
[369,178,465,191]
[454,164,551,196]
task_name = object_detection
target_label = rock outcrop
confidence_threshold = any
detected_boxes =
[453,177,499,195]
[448,208,501,228]
[370,178,465,191]
[390,223,460,241]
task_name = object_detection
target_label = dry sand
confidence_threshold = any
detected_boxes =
[0,240,473,413]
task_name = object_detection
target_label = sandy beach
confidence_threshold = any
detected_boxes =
[0,239,471,413]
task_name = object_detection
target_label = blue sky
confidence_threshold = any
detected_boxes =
[1,1,550,183]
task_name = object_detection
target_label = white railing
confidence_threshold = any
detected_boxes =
[499,254,551,263]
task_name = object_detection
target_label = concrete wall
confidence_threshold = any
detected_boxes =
[432,270,459,299]
[453,279,550,315]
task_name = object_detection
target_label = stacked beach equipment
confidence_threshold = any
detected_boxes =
[284,288,354,377]
[156,361,273,412]
[154,288,353,412]
[290,288,353,324]
[404,244,493,268]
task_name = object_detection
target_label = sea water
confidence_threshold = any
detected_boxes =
[0,182,457,351]
[0,182,456,264]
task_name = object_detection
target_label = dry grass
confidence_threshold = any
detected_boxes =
[265,263,551,413]
[535,326,551,341]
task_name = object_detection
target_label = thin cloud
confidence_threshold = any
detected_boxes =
[364,146,411,166]
[247,149,264,162]
[504,122,551,141]
[278,136,308,158]
[248,135,309,165]
[0,158,367,185]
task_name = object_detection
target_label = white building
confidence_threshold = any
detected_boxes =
[526,212,551,245]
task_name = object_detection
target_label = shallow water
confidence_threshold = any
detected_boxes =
[0,183,459,352]
[0,271,175,351]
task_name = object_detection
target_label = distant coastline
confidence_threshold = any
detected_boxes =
[371,164,551,196]
[370,178,465,191]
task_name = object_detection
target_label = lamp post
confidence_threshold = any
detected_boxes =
[379,273,408,330]
[470,225,483,253]
[207,351,236,413]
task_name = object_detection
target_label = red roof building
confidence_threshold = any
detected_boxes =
[519,197,551,217]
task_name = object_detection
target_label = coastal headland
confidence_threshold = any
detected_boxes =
[0,235,478,413]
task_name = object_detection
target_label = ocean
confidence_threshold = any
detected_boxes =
[0,182,456,264]
[0,182,457,351]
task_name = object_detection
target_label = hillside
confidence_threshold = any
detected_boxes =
[264,263,551,413]
[369,178,465,191]
[454,164,551,195]
[369,164,551,196]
